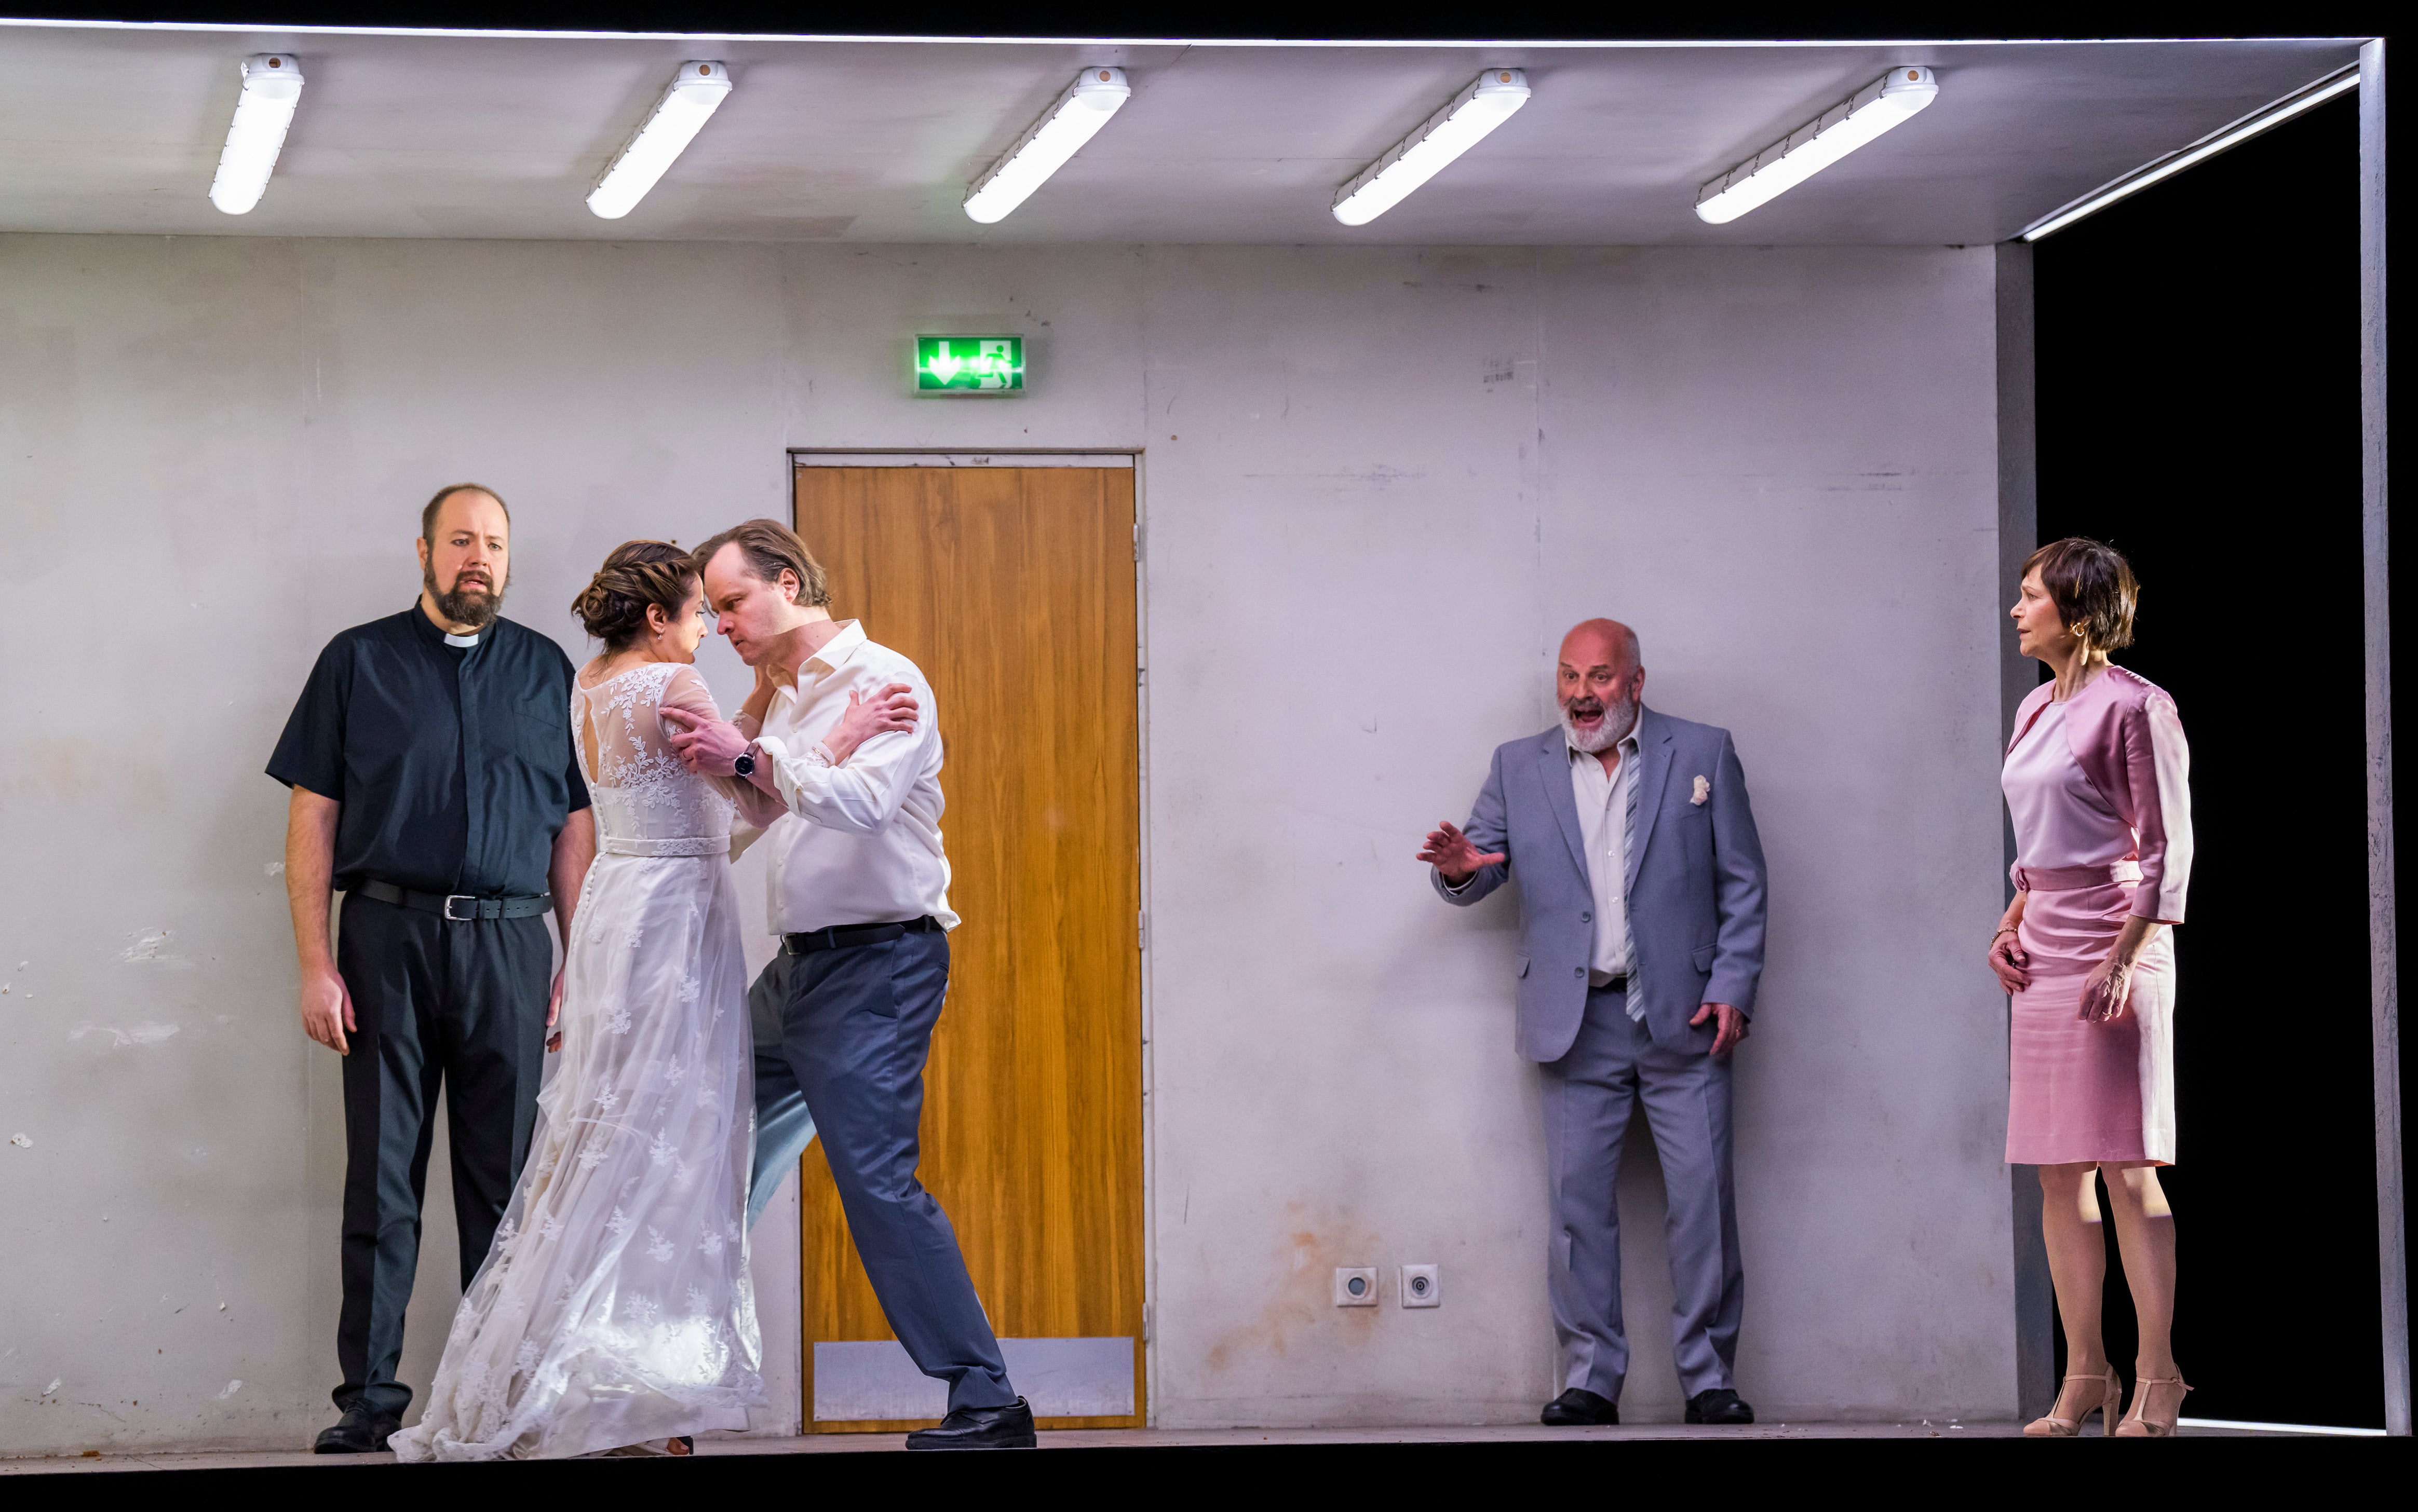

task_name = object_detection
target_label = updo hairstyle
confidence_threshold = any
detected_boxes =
[2022,536,2138,652]
[572,540,698,650]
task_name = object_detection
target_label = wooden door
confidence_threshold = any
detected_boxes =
[791,460,1143,1431]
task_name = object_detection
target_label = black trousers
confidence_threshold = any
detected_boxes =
[332,892,550,1418]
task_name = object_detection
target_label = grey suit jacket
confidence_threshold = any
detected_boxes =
[1436,706,1769,1063]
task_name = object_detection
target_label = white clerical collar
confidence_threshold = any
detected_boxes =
[444,630,481,648]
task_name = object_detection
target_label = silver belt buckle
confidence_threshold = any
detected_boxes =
[442,894,478,922]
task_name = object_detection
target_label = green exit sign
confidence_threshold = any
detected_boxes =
[915,335,1024,394]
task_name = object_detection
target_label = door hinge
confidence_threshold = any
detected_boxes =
[1133,522,1143,563]
[1139,910,1149,952]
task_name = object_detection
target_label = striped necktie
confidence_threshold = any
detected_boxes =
[1619,734,1644,1023]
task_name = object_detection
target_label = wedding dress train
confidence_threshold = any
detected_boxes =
[390,660,762,1460]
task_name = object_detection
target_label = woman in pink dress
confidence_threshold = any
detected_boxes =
[1987,538,2193,1439]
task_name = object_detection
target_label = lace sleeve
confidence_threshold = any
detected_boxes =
[656,663,722,730]
[661,666,783,823]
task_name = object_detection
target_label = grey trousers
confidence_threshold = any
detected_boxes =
[1541,985,1744,1402]
[743,932,1017,1412]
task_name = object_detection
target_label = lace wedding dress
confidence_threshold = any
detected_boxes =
[390,660,763,1461]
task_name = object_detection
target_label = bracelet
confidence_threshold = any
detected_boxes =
[1992,927,2019,942]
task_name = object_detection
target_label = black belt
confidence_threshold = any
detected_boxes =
[784,916,942,955]
[356,879,553,921]
[1595,974,1630,993]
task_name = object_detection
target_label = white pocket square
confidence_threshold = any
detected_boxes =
[1690,775,1711,805]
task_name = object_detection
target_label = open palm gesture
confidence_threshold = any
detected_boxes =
[1416,820,1506,884]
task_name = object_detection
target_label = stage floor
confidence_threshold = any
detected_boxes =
[7,1417,2319,1472]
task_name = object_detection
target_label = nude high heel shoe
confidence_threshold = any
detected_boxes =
[2023,1366,2123,1437]
[2114,1375,2190,1437]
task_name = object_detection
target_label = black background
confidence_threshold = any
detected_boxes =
[2035,88,2398,1429]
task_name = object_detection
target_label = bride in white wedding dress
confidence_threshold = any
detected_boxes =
[389,541,910,1461]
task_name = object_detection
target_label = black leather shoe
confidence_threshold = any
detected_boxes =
[1540,1387,1619,1426]
[1686,1387,1755,1425]
[313,1405,400,1453]
[905,1397,1037,1450]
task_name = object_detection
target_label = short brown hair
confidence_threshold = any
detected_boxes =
[2022,537,2138,651]
[692,519,830,608]
[421,483,509,542]
[571,540,697,651]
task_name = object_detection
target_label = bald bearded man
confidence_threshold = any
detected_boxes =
[1417,619,1768,1427]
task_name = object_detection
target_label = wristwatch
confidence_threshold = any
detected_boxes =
[732,742,758,779]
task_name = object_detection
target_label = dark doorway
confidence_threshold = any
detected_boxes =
[2032,88,2384,1429]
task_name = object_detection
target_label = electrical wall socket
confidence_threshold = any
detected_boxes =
[1333,1266,1378,1307]
[1400,1263,1441,1308]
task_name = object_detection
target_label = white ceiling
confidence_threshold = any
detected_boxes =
[0,25,2365,244]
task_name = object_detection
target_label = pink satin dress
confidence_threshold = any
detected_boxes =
[2001,667,2192,1167]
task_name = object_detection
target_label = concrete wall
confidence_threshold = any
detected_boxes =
[0,234,2016,1454]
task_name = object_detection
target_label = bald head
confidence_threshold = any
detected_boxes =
[1557,618,1644,755]
[1560,618,1640,677]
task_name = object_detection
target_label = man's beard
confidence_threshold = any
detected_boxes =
[426,562,506,629]
[1560,692,1638,754]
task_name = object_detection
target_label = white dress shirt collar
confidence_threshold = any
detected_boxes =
[777,619,867,694]
[803,619,866,676]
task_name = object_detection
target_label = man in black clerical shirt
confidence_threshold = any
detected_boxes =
[267,483,596,1454]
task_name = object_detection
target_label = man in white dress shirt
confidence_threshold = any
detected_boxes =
[662,519,1031,1451]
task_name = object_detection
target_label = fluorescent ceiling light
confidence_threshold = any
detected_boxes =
[208,53,302,215]
[964,67,1132,224]
[0,19,2337,44]
[1332,69,1530,227]
[1696,66,1937,224]
[588,61,732,220]
[2018,64,2359,241]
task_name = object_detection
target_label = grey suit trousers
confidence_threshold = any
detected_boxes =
[1543,984,1744,1401]
[744,932,1016,1413]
